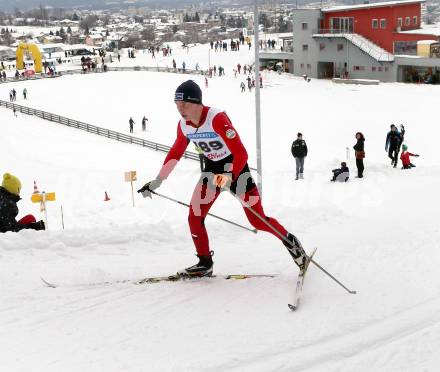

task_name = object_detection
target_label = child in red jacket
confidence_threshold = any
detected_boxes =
[400,144,419,169]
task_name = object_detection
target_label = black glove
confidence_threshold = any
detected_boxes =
[415,154,420,157]
[137,178,162,198]
[25,220,45,231]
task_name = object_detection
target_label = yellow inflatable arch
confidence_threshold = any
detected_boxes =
[16,43,43,73]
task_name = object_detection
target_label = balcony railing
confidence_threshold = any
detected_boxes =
[314,28,354,34]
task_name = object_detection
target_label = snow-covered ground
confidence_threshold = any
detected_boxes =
[1,44,440,371]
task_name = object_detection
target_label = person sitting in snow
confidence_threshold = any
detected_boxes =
[400,144,419,169]
[331,162,350,182]
[0,173,45,233]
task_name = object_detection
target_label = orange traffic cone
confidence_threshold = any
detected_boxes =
[33,181,39,194]
[104,191,111,201]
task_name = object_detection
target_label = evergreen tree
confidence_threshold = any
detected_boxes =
[60,26,67,42]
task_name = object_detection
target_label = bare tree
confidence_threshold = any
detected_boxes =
[79,15,98,35]
[141,28,155,42]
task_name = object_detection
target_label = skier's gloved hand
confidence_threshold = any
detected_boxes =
[415,154,420,157]
[213,174,232,189]
[137,178,162,198]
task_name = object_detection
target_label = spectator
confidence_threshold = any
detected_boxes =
[142,116,148,131]
[400,144,419,169]
[291,133,308,180]
[129,117,135,133]
[0,173,45,233]
[353,132,365,178]
[331,162,350,182]
[385,124,402,168]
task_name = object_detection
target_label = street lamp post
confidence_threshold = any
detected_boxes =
[254,0,263,195]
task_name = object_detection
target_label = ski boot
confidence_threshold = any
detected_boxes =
[177,252,214,278]
[283,233,307,271]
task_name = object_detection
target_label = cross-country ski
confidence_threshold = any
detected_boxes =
[288,247,318,311]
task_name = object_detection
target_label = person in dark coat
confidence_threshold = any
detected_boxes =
[0,173,45,233]
[385,124,402,167]
[129,117,135,133]
[291,133,308,180]
[142,116,148,131]
[331,162,350,182]
[353,132,365,178]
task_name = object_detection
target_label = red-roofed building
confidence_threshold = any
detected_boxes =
[321,0,437,54]
[263,0,440,82]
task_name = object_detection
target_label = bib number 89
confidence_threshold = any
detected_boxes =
[196,141,223,153]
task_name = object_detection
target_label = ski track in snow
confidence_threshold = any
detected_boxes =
[1,40,440,371]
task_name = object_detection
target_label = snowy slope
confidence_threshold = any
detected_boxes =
[1,61,440,371]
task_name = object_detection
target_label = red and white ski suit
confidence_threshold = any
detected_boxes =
[157,106,288,256]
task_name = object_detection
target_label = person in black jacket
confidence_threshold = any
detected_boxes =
[353,132,365,178]
[0,173,45,233]
[331,162,349,182]
[385,124,402,167]
[291,133,308,180]
[129,117,135,133]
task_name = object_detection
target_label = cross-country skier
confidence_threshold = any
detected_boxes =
[138,80,307,277]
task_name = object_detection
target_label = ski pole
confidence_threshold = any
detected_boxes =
[147,190,257,234]
[227,189,357,295]
[309,258,356,294]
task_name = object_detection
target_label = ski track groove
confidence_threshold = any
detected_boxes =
[204,294,440,372]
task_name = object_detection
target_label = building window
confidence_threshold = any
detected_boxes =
[385,67,389,72]
[413,16,418,25]
[337,43,344,51]
[300,63,304,69]
[307,64,311,70]
[302,22,308,30]
[380,19,387,29]
[397,18,402,28]
[394,41,417,55]
[405,17,410,26]
[319,43,325,51]
[372,66,377,71]
[353,66,359,71]
[302,44,308,51]
[378,67,383,72]
[372,19,378,29]
[360,66,365,71]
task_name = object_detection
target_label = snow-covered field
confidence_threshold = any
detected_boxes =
[1,43,440,372]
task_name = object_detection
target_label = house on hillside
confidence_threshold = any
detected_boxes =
[259,0,440,83]
[86,34,104,46]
